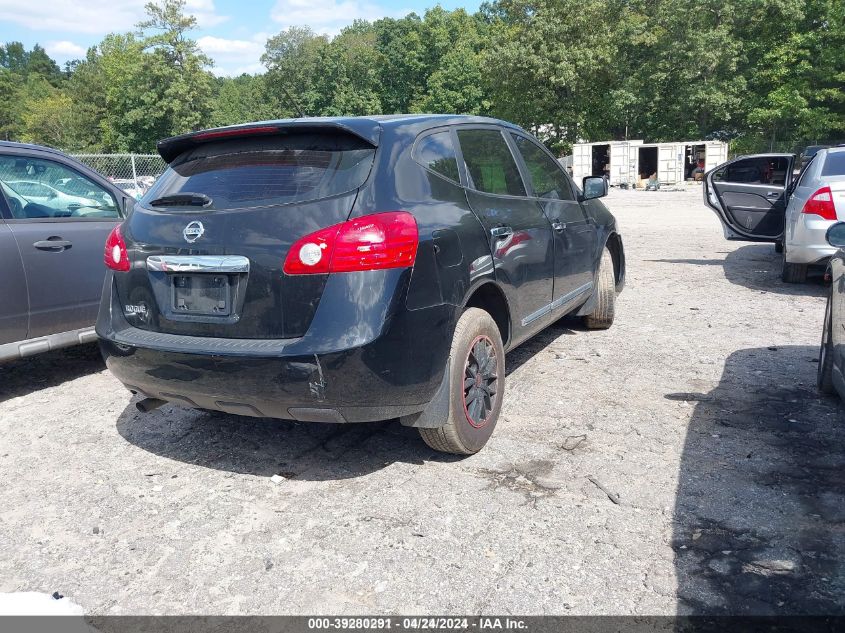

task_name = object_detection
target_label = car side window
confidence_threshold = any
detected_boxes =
[511,134,575,201]
[456,129,526,196]
[712,156,790,186]
[0,154,120,220]
[412,131,460,183]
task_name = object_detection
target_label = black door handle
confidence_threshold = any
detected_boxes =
[34,238,72,251]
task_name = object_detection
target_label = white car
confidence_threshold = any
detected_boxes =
[704,148,845,282]
[4,180,104,216]
[111,178,147,200]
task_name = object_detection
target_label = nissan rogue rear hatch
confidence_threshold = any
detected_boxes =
[116,128,377,340]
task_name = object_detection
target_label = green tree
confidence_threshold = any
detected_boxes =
[211,74,279,126]
[262,26,330,116]
[413,9,490,115]
[373,15,425,113]
[0,42,29,74]
[0,68,20,140]
[20,86,76,148]
[93,0,214,151]
[27,44,63,86]
[0,42,62,85]
[63,49,109,151]
[313,21,383,116]
[137,0,214,138]
[484,0,638,152]
[743,0,845,151]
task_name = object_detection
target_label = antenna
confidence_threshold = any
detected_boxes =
[280,83,306,118]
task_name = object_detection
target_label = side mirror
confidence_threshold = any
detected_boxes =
[826,222,845,248]
[582,176,608,200]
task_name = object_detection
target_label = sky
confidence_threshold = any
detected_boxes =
[0,0,480,77]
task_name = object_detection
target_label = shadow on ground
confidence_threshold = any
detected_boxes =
[649,244,827,296]
[506,317,580,375]
[116,405,456,481]
[0,343,105,404]
[115,320,580,481]
[671,345,845,614]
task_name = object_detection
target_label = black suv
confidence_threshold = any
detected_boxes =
[97,115,625,454]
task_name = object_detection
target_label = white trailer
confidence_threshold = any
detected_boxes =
[571,140,642,187]
[703,141,729,172]
[634,140,730,185]
[574,138,729,187]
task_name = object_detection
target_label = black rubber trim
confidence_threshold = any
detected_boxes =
[110,324,300,357]
[288,408,347,423]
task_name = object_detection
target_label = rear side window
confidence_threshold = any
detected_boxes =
[511,134,575,201]
[796,156,816,187]
[457,129,526,196]
[821,152,845,177]
[143,133,376,211]
[413,131,460,183]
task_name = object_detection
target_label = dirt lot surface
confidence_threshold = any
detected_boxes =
[1,187,843,615]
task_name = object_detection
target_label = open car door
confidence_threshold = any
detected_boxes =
[703,154,795,242]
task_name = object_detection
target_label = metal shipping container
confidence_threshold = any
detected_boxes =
[571,140,642,187]
[573,139,729,187]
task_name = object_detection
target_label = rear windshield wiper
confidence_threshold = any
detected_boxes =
[148,193,212,208]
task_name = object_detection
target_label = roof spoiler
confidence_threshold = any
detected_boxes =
[156,119,382,163]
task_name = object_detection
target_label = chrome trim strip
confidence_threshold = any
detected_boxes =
[521,303,552,327]
[521,281,594,327]
[146,255,250,273]
[550,281,593,311]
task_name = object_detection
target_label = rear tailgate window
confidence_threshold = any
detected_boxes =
[143,133,375,211]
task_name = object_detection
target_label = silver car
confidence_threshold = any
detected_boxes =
[704,147,845,282]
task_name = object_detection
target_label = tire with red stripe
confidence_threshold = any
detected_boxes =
[419,308,505,455]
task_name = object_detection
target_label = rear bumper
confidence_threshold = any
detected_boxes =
[97,270,455,423]
[786,215,838,265]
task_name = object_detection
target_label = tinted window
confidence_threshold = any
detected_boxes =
[457,129,526,196]
[144,133,376,211]
[512,134,574,200]
[413,131,460,182]
[713,156,790,186]
[0,155,120,220]
[821,152,845,177]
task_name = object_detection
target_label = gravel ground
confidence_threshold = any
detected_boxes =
[1,186,842,615]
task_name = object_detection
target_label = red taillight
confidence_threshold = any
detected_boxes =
[283,212,418,275]
[104,224,130,272]
[802,186,837,220]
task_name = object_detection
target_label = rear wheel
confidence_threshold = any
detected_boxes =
[419,308,504,455]
[818,293,835,394]
[583,248,616,329]
[781,248,808,283]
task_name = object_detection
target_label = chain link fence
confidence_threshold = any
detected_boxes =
[70,154,167,200]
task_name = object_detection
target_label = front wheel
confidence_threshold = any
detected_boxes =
[818,293,835,394]
[419,308,505,455]
[583,248,616,329]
